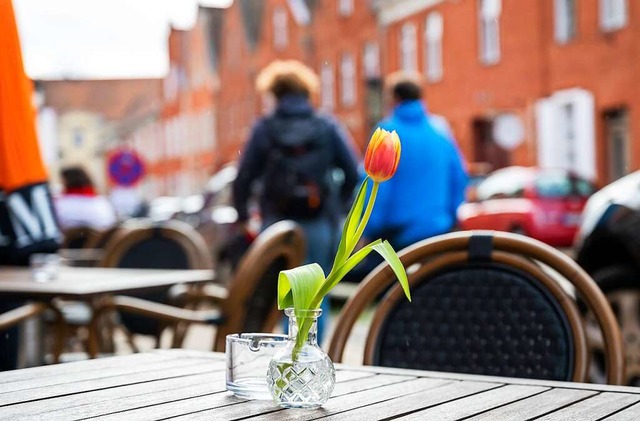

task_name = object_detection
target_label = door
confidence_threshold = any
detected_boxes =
[473,118,510,170]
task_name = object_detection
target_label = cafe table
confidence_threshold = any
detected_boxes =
[0,267,215,359]
[1,349,639,420]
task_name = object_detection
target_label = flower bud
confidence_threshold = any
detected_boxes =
[364,128,401,183]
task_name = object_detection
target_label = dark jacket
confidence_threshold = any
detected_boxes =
[233,94,358,224]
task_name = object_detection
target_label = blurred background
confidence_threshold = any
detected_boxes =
[6,0,640,382]
[16,0,637,207]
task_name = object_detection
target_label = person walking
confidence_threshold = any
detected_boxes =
[363,72,468,251]
[233,60,358,344]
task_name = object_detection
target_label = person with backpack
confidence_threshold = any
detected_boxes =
[232,60,358,344]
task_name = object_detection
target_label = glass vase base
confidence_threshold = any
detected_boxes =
[267,359,335,409]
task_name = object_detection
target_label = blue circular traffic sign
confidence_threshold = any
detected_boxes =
[108,149,145,187]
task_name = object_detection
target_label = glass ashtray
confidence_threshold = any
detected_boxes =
[225,333,288,400]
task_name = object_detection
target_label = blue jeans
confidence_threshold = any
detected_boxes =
[263,217,338,346]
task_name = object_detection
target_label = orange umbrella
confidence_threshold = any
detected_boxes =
[0,0,60,264]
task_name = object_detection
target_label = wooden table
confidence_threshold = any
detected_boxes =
[1,350,639,420]
[0,267,215,361]
[0,267,215,299]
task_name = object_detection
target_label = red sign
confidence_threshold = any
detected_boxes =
[107,149,145,187]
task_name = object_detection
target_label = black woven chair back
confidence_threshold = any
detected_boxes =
[241,257,286,332]
[373,263,575,381]
[116,235,190,269]
[110,229,192,336]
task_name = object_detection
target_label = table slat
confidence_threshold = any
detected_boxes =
[180,377,451,421]
[465,387,598,420]
[601,402,640,420]
[397,384,549,420]
[0,360,223,407]
[536,392,640,421]
[94,367,406,420]
[0,353,167,385]
[315,380,501,421]
[5,371,219,420]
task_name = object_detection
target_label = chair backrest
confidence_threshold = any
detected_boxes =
[213,220,305,351]
[99,220,212,270]
[62,226,101,249]
[328,231,625,385]
[84,225,120,250]
[99,220,213,336]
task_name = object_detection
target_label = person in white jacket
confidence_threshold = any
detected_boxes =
[54,166,117,230]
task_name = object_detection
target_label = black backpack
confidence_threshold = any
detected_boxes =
[262,114,333,219]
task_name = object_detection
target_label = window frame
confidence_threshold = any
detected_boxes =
[340,52,357,107]
[424,12,444,82]
[273,6,288,50]
[478,0,501,65]
[600,0,628,32]
[400,22,418,72]
[554,0,577,44]
[320,62,335,111]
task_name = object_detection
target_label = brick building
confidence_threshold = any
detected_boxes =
[145,0,638,200]
[378,0,639,184]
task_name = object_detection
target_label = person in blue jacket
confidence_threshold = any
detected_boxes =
[363,72,468,251]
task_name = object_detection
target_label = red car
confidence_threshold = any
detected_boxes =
[458,167,596,247]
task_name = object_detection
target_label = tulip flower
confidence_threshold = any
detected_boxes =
[364,128,401,182]
[277,127,410,360]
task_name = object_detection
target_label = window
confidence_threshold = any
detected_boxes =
[479,0,501,65]
[562,103,577,168]
[400,23,417,72]
[338,0,354,16]
[363,42,380,79]
[320,62,335,111]
[600,0,627,31]
[340,53,356,107]
[273,6,288,50]
[554,0,576,43]
[425,12,444,82]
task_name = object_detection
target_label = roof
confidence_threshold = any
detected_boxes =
[39,78,163,122]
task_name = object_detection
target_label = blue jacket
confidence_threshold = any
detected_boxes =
[233,95,358,223]
[364,100,468,249]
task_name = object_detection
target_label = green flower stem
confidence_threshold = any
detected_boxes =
[349,181,379,258]
[290,181,384,361]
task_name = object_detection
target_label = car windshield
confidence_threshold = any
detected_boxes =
[535,172,595,198]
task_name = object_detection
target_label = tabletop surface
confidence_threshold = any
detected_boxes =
[1,350,639,420]
[0,267,214,299]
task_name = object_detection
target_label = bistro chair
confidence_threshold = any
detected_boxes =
[53,220,214,360]
[61,226,101,249]
[328,230,626,385]
[97,220,213,346]
[0,302,66,364]
[88,220,306,355]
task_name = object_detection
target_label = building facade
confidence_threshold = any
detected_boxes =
[378,0,639,184]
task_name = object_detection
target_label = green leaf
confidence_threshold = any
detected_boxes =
[331,178,368,272]
[311,239,382,307]
[277,263,326,310]
[372,241,411,302]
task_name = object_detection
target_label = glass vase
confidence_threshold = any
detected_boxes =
[266,308,335,409]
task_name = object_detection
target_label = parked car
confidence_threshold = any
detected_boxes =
[573,171,640,385]
[458,166,596,247]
